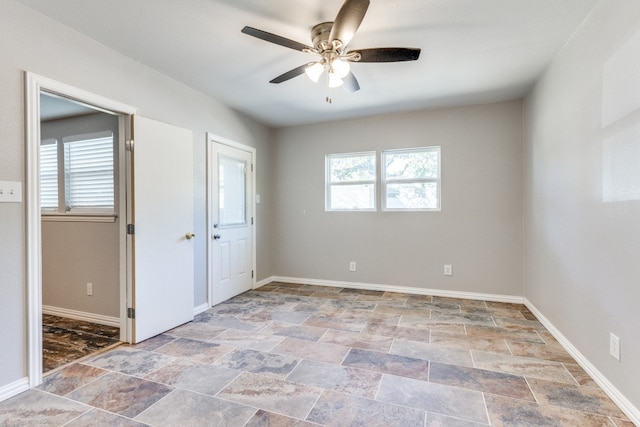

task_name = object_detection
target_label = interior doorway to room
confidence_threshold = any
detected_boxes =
[208,136,256,306]
[39,93,125,372]
[27,73,196,388]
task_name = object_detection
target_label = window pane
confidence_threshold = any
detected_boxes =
[385,149,438,180]
[64,135,114,210]
[219,155,246,227]
[40,140,58,210]
[386,182,438,209]
[329,153,375,183]
[330,184,375,210]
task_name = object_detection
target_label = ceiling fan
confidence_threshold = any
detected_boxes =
[241,0,421,94]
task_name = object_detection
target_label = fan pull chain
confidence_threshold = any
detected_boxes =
[325,79,333,104]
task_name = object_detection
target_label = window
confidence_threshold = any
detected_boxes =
[218,155,247,227]
[326,152,376,211]
[40,131,115,214]
[40,139,59,210]
[382,147,440,211]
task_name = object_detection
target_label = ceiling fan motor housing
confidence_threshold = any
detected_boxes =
[311,22,334,51]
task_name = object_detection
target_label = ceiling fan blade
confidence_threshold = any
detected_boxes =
[269,64,309,84]
[354,47,421,63]
[342,72,360,92]
[242,26,312,52]
[329,0,370,48]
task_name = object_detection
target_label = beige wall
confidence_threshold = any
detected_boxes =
[0,0,274,388]
[42,221,120,317]
[273,101,524,296]
[523,0,640,410]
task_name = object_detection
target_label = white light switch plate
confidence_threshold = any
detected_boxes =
[0,181,22,203]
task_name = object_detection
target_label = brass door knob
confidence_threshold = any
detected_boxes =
[185,232,195,240]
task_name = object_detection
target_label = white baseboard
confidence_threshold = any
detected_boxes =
[255,276,275,289]
[193,303,210,316]
[525,299,640,425]
[266,276,524,304]
[0,377,29,403]
[43,305,120,327]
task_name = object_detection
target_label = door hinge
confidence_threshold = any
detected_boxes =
[125,140,134,152]
[251,270,254,279]
[251,217,254,225]
[251,164,254,172]
[127,307,135,319]
[127,224,135,235]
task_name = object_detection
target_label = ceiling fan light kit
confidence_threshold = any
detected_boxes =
[241,0,420,95]
[304,51,353,87]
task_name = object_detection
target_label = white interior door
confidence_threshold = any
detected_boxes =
[209,139,254,305]
[131,116,194,343]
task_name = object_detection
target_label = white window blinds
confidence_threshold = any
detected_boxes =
[63,134,114,211]
[40,139,58,210]
[40,131,115,214]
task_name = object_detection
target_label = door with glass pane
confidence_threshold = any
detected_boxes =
[209,140,254,305]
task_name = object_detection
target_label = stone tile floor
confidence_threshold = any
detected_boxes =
[43,314,120,372]
[1,282,635,426]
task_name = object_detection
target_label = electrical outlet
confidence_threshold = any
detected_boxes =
[349,261,356,272]
[444,264,453,276]
[87,282,93,296]
[610,333,620,361]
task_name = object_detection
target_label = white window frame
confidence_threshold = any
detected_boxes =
[40,130,116,217]
[382,146,441,212]
[325,151,377,211]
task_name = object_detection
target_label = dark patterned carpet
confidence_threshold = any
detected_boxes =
[43,314,120,372]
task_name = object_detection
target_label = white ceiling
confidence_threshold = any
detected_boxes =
[40,93,98,121]
[17,0,599,128]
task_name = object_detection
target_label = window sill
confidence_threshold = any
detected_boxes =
[41,214,117,223]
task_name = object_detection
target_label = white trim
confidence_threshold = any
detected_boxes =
[193,303,210,316]
[25,71,43,388]
[0,377,29,403]
[25,71,138,388]
[525,299,640,425]
[268,276,524,304]
[206,133,257,307]
[42,305,120,327]
[41,215,117,223]
[255,276,275,289]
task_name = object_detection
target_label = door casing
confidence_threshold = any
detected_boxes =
[25,72,137,387]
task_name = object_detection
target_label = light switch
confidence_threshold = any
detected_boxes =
[0,181,22,203]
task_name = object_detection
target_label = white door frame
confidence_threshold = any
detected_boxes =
[206,133,257,307]
[24,72,137,387]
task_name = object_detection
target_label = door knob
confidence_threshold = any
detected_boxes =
[213,234,221,240]
[185,232,195,240]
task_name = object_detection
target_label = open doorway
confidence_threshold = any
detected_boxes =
[26,73,195,388]
[24,72,138,387]
[39,93,123,372]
